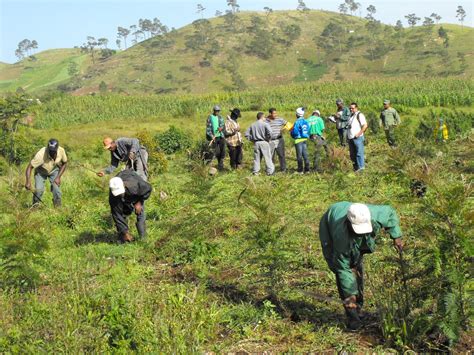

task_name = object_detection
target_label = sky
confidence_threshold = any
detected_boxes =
[1,0,473,63]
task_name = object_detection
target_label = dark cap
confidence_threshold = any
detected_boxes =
[230,108,241,118]
[48,138,59,152]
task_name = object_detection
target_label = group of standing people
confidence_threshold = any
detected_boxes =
[206,99,401,174]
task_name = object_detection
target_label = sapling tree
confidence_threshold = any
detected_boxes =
[456,6,466,28]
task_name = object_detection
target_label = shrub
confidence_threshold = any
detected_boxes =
[136,131,168,174]
[156,126,191,155]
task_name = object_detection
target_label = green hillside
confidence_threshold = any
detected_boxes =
[0,49,90,92]
[1,10,473,95]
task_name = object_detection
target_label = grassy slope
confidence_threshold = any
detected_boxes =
[0,49,90,92]
[1,11,472,95]
[0,106,472,352]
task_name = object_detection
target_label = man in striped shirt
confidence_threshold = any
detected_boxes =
[266,108,291,173]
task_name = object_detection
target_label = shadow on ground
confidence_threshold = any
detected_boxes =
[75,231,118,245]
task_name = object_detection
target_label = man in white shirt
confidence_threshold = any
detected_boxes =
[347,103,368,172]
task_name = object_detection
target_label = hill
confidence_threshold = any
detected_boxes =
[1,10,473,95]
[0,49,90,92]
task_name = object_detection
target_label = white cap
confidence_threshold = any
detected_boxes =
[109,177,125,196]
[296,107,305,117]
[312,110,321,116]
[347,203,373,234]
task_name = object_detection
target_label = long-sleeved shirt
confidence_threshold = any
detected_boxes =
[104,137,142,174]
[245,120,272,142]
[224,116,243,147]
[319,201,402,298]
[109,170,152,234]
[380,107,401,129]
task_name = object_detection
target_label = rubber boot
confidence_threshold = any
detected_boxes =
[53,198,62,208]
[345,308,362,331]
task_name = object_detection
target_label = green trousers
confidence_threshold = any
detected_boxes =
[385,126,397,147]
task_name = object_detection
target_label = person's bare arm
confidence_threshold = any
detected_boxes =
[25,163,33,190]
[54,162,67,186]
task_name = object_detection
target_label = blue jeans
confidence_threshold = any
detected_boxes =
[349,136,365,171]
[34,169,62,205]
[295,141,310,173]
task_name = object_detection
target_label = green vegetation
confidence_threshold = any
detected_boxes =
[0,78,472,351]
[1,11,473,95]
[31,78,473,129]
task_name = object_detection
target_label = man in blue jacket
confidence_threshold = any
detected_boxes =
[292,107,310,174]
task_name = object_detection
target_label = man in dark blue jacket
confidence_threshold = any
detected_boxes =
[109,170,152,243]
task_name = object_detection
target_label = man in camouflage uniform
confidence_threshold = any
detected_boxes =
[380,100,401,147]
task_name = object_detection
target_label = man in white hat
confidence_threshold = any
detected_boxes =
[319,201,404,330]
[109,170,152,243]
[291,107,310,174]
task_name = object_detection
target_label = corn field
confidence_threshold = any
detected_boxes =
[34,78,474,128]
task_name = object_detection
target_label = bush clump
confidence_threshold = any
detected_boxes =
[156,126,191,155]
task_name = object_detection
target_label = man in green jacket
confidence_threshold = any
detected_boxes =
[380,99,401,147]
[319,201,404,331]
[206,105,226,170]
[307,109,329,172]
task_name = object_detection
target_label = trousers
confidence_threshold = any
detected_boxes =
[270,138,286,172]
[253,141,275,175]
[34,169,61,206]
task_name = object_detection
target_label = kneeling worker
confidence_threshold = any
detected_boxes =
[109,170,152,243]
[319,202,404,331]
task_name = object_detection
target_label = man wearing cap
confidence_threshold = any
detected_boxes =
[266,108,291,173]
[291,107,310,174]
[319,201,404,331]
[307,109,329,172]
[206,105,226,171]
[245,112,274,175]
[97,137,148,181]
[109,170,152,243]
[334,99,351,147]
[224,108,244,170]
[380,100,401,147]
[25,139,68,207]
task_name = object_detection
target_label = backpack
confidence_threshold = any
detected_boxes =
[291,119,309,139]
